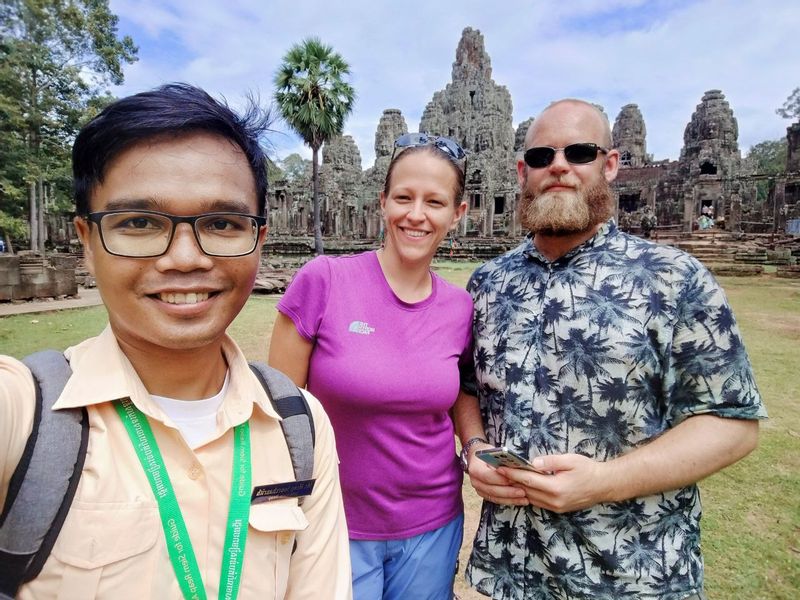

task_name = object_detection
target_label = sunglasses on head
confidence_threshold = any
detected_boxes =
[523,143,609,169]
[393,133,466,162]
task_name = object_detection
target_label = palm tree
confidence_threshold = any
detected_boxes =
[575,406,638,460]
[274,38,355,255]
[528,409,565,454]
[574,282,640,334]
[541,296,568,353]
[547,385,591,451]
[619,531,661,582]
[557,327,623,404]
[600,498,648,553]
[544,555,585,598]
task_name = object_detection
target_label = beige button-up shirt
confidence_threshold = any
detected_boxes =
[0,327,351,599]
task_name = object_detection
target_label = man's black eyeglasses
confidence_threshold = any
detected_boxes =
[523,143,609,169]
[86,210,267,258]
[392,133,467,163]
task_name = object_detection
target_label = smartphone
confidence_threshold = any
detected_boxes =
[475,447,539,471]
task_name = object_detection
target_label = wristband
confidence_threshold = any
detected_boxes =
[460,436,489,472]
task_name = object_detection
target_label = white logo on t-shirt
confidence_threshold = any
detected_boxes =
[348,321,375,335]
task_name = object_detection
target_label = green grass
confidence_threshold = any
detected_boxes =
[1,268,798,598]
[0,305,108,357]
[0,295,281,361]
[696,276,800,599]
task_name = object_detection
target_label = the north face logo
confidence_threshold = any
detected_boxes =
[348,321,375,335]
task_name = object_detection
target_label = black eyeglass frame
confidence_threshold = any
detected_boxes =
[523,143,610,169]
[85,209,268,258]
[391,132,467,164]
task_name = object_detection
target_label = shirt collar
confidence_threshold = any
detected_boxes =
[54,325,281,426]
[524,219,617,265]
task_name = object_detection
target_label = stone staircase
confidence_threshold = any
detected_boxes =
[669,231,765,276]
[663,230,800,276]
[776,265,800,279]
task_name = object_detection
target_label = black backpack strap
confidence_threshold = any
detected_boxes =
[0,351,88,599]
[248,362,315,496]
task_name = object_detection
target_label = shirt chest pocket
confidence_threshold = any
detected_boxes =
[242,502,309,600]
[47,501,159,599]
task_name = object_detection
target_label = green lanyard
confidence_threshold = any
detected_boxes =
[115,398,251,600]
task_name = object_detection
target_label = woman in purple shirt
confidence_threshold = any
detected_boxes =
[269,134,473,599]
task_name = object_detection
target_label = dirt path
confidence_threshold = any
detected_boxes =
[0,287,103,317]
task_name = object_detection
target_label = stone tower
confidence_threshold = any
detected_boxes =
[514,118,534,153]
[679,90,740,179]
[361,108,409,238]
[678,90,742,230]
[419,27,517,236]
[613,104,647,167]
[320,135,363,237]
[786,122,800,173]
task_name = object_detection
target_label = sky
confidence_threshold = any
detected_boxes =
[108,0,799,167]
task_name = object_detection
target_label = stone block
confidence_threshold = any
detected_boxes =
[0,256,21,288]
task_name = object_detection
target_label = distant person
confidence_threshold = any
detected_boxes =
[455,99,766,599]
[269,133,473,599]
[640,205,657,238]
[617,210,632,233]
[0,83,351,599]
[0,238,5,253]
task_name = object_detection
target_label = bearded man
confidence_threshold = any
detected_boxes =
[454,99,766,599]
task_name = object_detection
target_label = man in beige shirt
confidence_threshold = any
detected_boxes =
[0,83,351,599]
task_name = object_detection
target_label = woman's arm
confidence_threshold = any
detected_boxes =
[268,312,314,388]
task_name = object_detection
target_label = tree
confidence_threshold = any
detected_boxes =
[776,87,800,121]
[746,138,788,201]
[274,38,355,255]
[265,157,284,188]
[746,139,788,175]
[280,153,312,183]
[0,0,137,253]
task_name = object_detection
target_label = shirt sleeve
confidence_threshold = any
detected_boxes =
[285,389,352,599]
[276,257,332,342]
[458,292,477,396]
[460,267,486,396]
[666,262,767,424]
[0,356,36,510]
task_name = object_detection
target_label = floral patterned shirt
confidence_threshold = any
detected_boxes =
[465,220,766,600]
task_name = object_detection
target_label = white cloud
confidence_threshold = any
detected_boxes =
[109,0,800,165]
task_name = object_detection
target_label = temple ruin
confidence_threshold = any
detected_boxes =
[3,27,800,302]
[267,27,800,245]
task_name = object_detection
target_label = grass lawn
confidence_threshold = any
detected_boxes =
[1,262,798,598]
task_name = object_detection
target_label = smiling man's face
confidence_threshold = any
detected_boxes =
[517,101,619,236]
[74,132,265,356]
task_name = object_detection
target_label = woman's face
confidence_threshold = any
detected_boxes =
[380,151,466,267]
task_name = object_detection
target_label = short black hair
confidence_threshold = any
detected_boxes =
[73,83,271,216]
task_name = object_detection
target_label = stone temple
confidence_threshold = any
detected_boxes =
[267,26,800,243]
[5,28,800,301]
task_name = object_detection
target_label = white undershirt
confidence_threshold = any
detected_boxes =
[150,371,230,449]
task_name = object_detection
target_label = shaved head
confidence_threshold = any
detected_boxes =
[516,97,620,240]
[524,99,613,150]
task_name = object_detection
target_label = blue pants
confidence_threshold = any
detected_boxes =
[350,513,464,600]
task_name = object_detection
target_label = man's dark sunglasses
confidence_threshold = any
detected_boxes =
[393,133,467,162]
[523,143,609,169]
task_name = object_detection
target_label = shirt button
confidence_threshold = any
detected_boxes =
[188,464,202,480]
[278,532,292,545]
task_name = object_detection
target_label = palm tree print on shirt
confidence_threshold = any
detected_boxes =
[464,221,766,599]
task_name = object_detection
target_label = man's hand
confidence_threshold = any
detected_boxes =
[498,454,612,513]
[466,444,529,506]
[495,416,759,513]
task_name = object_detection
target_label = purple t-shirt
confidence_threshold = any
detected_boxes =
[277,251,473,540]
